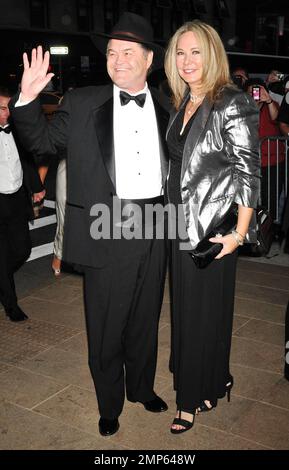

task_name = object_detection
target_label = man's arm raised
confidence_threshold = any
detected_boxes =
[10,44,70,158]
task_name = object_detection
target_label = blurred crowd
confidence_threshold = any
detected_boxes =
[231,67,289,253]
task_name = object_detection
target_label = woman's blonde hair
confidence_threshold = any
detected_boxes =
[165,20,232,109]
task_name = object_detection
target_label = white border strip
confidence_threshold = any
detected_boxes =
[44,199,56,209]
[27,242,54,261]
[29,214,56,230]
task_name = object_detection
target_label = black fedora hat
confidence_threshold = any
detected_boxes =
[91,12,164,69]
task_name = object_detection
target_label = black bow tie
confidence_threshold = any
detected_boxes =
[0,126,11,134]
[119,91,146,108]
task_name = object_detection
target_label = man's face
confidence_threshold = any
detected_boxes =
[267,70,280,84]
[106,39,153,93]
[0,96,10,127]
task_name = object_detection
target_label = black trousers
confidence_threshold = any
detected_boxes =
[83,237,167,419]
[0,187,31,311]
[170,238,237,412]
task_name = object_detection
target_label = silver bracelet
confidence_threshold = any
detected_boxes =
[231,230,245,246]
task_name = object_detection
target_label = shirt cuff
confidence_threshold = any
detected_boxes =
[15,93,34,107]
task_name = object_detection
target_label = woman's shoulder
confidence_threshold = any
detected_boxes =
[216,85,256,111]
[218,84,245,102]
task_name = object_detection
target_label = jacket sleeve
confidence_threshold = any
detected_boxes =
[223,91,261,208]
[9,91,71,158]
[21,153,44,194]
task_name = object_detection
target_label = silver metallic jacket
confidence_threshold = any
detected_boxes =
[166,86,260,248]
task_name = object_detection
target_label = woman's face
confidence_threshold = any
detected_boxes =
[176,31,203,89]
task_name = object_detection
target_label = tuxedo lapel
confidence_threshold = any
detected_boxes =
[92,87,116,189]
[92,86,169,190]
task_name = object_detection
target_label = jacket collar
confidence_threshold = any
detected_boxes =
[150,89,169,185]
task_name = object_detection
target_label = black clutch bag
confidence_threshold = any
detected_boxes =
[190,209,238,269]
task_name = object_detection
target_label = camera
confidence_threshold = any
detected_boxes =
[252,85,260,101]
[276,73,284,81]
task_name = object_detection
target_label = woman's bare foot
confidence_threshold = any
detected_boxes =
[197,400,213,412]
[52,256,61,276]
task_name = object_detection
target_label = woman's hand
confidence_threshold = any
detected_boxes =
[210,206,253,260]
[32,189,46,203]
[259,85,272,104]
[209,233,239,259]
[21,45,54,103]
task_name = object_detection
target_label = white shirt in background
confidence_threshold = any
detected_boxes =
[0,126,23,194]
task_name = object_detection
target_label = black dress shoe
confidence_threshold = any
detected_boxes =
[142,396,168,413]
[98,417,119,436]
[6,306,28,322]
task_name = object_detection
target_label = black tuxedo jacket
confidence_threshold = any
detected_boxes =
[11,85,170,267]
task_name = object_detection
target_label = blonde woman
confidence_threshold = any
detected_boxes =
[164,20,260,433]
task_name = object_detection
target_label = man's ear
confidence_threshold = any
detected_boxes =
[147,50,154,70]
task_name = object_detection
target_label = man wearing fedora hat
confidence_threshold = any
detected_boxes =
[10,12,170,436]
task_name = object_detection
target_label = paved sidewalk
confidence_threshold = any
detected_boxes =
[0,255,289,450]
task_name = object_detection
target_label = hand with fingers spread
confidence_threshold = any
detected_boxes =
[21,45,54,103]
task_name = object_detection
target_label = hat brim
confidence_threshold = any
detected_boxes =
[91,32,164,70]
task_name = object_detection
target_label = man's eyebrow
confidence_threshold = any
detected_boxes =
[107,47,134,52]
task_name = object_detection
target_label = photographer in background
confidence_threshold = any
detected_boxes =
[266,70,286,105]
[231,66,249,90]
[246,78,285,223]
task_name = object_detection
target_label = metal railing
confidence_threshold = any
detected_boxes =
[259,136,289,222]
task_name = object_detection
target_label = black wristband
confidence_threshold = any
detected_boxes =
[267,100,273,104]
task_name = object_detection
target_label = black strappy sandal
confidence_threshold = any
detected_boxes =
[198,376,234,412]
[226,377,234,402]
[170,410,195,434]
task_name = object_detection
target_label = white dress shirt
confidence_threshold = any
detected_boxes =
[0,126,23,194]
[113,84,162,199]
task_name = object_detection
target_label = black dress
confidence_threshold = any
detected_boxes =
[167,105,237,413]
